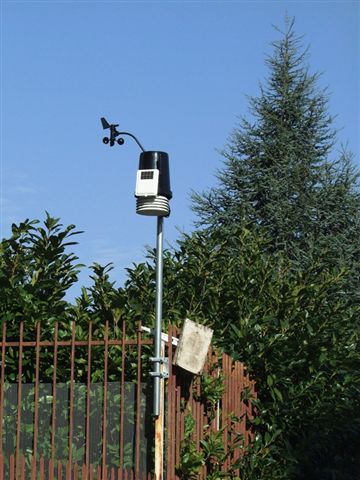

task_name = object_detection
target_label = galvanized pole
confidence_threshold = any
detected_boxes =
[154,216,164,480]
[153,216,164,417]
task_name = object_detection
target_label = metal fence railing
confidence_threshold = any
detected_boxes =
[0,322,256,480]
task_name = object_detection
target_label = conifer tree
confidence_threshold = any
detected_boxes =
[193,19,360,282]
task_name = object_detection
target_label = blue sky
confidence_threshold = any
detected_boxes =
[1,1,359,297]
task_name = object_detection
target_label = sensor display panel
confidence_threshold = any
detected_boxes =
[135,169,159,197]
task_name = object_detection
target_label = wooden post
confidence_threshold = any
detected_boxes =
[154,341,165,479]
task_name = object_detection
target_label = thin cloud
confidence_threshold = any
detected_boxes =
[13,185,37,194]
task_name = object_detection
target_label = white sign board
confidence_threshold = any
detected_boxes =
[173,319,213,375]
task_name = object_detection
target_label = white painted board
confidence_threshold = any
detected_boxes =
[173,319,213,375]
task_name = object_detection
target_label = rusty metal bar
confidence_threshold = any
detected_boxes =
[68,321,76,475]
[10,454,15,480]
[85,322,92,470]
[66,460,71,480]
[57,459,62,480]
[199,395,204,479]
[73,463,78,480]
[32,322,41,470]
[49,459,54,480]
[166,325,173,480]
[234,361,241,474]
[102,465,108,480]
[195,377,201,478]
[154,340,165,480]
[175,384,181,478]
[221,353,228,471]
[19,455,24,480]
[51,323,59,463]
[0,323,6,452]
[3,339,152,348]
[101,321,109,477]
[15,322,24,480]
[135,327,142,479]
[31,455,36,480]
[119,321,126,479]
[39,457,45,479]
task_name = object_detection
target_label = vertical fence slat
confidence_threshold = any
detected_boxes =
[0,321,257,480]
[135,327,142,480]
[81,463,87,480]
[73,463,78,480]
[57,459,62,480]
[175,384,181,479]
[51,322,59,462]
[39,456,45,479]
[119,321,126,479]
[33,322,41,468]
[0,323,6,453]
[222,353,229,471]
[49,458,54,480]
[166,325,174,480]
[66,460,71,480]
[10,454,15,480]
[69,321,76,473]
[20,454,25,480]
[101,321,109,477]
[31,454,36,480]
[15,322,24,480]
[85,322,93,468]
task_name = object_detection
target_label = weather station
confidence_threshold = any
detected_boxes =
[101,117,172,479]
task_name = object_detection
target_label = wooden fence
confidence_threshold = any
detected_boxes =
[0,321,256,479]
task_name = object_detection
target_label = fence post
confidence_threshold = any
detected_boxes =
[154,340,165,480]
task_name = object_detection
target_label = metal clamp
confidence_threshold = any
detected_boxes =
[150,357,168,364]
[150,371,169,379]
[150,357,169,378]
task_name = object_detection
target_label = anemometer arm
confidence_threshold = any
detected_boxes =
[116,132,146,153]
[101,117,146,152]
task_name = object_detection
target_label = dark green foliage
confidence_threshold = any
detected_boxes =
[0,213,83,332]
[129,228,359,478]
[184,19,360,478]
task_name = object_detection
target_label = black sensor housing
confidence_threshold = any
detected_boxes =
[138,151,172,200]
